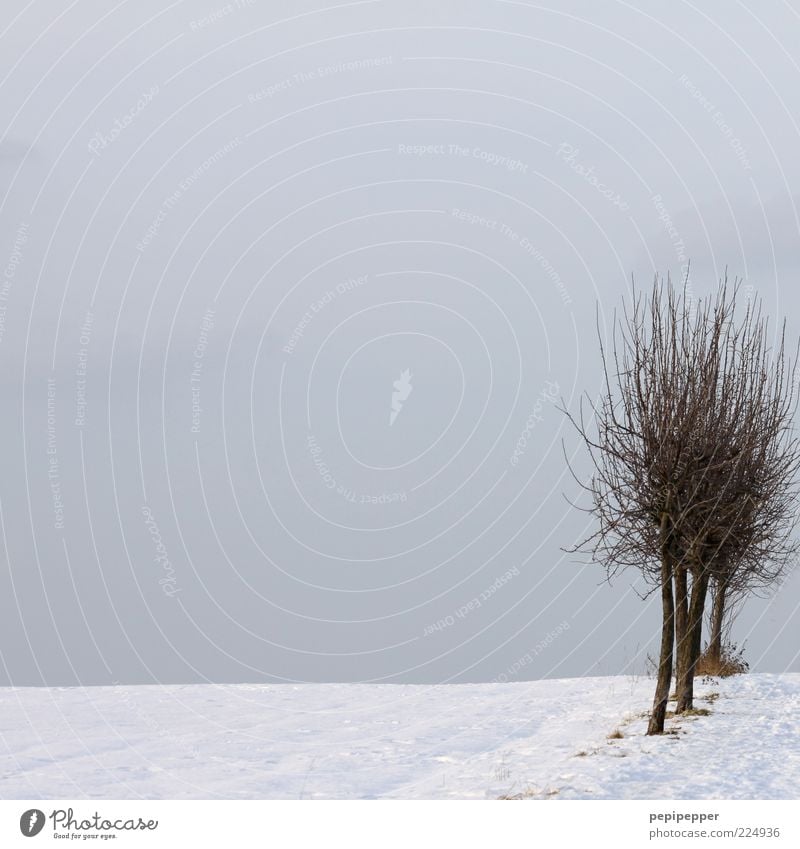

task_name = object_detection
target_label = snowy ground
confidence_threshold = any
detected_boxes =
[0,674,797,799]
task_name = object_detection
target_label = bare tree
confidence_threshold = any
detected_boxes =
[565,277,800,733]
[707,575,730,663]
[705,574,745,665]
[673,296,800,711]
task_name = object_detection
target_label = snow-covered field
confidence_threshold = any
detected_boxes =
[1,674,797,800]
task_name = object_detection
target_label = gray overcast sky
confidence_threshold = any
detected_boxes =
[1,0,799,686]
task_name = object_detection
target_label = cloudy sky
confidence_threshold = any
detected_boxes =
[1,0,799,685]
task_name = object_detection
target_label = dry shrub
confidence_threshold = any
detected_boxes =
[696,641,749,677]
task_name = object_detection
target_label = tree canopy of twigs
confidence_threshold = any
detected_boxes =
[565,276,800,734]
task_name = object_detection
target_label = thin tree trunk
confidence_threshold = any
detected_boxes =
[676,570,710,713]
[708,577,727,662]
[648,511,674,736]
[674,566,690,699]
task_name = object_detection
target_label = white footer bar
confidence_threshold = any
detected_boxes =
[2,799,796,848]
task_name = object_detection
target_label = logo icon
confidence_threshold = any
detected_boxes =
[389,369,413,426]
[19,809,45,837]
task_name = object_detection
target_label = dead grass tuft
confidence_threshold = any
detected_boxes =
[696,642,749,677]
[499,787,559,800]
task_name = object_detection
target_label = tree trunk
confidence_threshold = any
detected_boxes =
[708,577,727,662]
[676,569,710,713]
[647,511,674,736]
[674,566,690,699]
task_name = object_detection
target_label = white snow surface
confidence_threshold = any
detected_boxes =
[1,674,797,799]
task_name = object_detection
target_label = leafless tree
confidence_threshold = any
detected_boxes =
[705,574,746,666]
[565,276,800,733]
